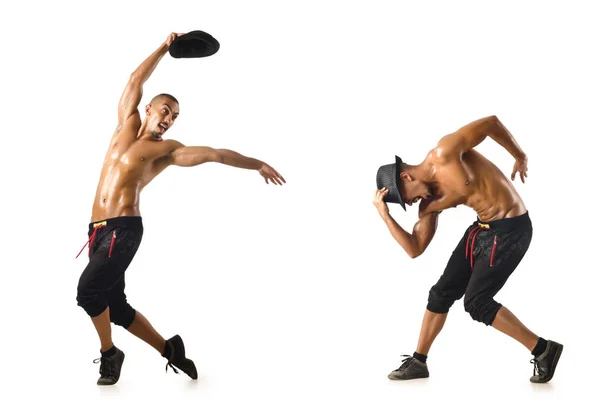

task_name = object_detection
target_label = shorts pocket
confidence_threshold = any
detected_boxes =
[490,235,497,267]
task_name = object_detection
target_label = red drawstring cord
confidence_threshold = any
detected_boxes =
[469,227,484,268]
[465,224,494,269]
[75,225,105,259]
[465,227,480,258]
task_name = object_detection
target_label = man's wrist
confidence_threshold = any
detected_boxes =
[159,41,170,52]
[379,209,391,221]
[514,151,527,161]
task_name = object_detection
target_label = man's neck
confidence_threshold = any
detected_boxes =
[406,161,436,183]
[137,124,155,141]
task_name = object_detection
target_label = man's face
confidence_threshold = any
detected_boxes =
[399,175,433,207]
[145,97,180,141]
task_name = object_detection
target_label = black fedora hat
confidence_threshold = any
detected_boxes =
[169,30,220,58]
[376,155,406,210]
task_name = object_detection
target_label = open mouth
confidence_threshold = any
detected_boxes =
[159,123,168,132]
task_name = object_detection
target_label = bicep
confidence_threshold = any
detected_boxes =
[435,116,498,158]
[170,145,221,167]
[412,212,440,255]
[118,74,143,124]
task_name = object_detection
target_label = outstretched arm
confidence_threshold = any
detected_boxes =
[373,188,439,258]
[116,33,182,127]
[160,141,286,185]
[435,115,528,182]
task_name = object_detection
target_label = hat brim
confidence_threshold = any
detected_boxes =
[393,155,406,211]
[169,30,220,59]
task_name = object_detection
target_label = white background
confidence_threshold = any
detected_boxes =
[1,1,597,403]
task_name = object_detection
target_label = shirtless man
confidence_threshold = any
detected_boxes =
[373,115,561,383]
[75,33,286,386]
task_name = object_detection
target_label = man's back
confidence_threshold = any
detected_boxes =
[409,116,529,222]
[423,147,527,221]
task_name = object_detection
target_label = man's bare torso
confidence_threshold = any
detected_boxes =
[420,148,527,222]
[90,120,175,222]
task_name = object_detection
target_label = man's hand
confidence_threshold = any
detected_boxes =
[258,163,286,185]
[164,32,184,47]
[511,154,528,183]
[373,187,390,217]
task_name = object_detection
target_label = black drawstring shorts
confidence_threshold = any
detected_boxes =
[427,211,533,326]
[76,216,144,329]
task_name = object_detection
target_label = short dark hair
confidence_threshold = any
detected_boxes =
[151,93,179,105]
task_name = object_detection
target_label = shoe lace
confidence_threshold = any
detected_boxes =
[93,356,114,378]
[396,354,414,371]
[530,358,539,376]
[165,360,179,375]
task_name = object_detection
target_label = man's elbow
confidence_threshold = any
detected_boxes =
[129,72,143,86]
[407,250,422,259]
[212,149,225,164]
[406,246,424,259]
[485,115,501,129]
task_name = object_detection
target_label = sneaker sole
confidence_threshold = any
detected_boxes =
[530,343,562,384]
[169,362,198,380]
[388,372,429,381]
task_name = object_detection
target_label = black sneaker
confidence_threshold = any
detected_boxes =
[93,347,125,385]
[388,355,429,380]
[530,340,563,383]
[164,335,198,380]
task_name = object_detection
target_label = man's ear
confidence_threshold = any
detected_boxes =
[145,105,151,115]
[399,172,413,182]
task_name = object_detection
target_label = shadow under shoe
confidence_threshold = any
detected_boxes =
[388,355,429,380]
[165,335,198,380]
[93,347,125,385]
[530,340,563,383]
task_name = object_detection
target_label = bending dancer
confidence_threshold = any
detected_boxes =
[373,115,561,383]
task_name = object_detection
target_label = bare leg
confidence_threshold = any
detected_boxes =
[415,310,448,355]
[491,306,539,351]
[126,311,167,354]
[91,307,114,352]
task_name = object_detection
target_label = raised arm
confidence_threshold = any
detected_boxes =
[373,188,440,258]
[434,115,529,182]
[117,33,181,127]
[435,116,526,160]
[157,141,286,185]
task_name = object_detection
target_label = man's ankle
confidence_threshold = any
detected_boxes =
[162,340,172,359]
[101,345,116,357]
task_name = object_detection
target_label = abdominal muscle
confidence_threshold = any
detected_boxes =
[90,160,147,222]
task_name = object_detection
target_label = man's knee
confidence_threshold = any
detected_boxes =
[427,286,457,314]
[464,296,501,325]
[110,302,136,328]
[76,278,107,318]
